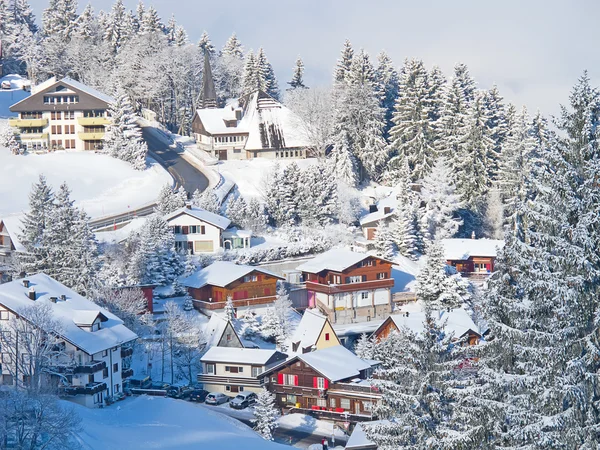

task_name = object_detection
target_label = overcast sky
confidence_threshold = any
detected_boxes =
[28,0,599,116]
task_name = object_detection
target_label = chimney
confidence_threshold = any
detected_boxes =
[471,231,476,239]
[49,296,57,303]
[186,204,192,210]
[405,311,409,317]
[369,205,378,213]
[235,109,242,121]
[383,206,391,215]
[28,288,36,301]
[60,294,67,301]
[22,279,29,288]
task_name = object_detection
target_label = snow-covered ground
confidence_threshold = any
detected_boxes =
[68,396,287,450]
[391,254,425,293]
[0,147,172,219]
[0,74,29,118]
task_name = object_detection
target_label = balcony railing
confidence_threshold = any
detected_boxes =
[329,383,380,395]
[19,133,48,140]
[8,118,48,127]
[77,117,110,126]
[61,382,107,396]
[121,347,134,358]
[305,278,394,295]
[192,295,277,310]
[287,407,374,423]
[52,360,107,375]
[78,131,105,141]
[197,374,264,386]
[122,368,134,379]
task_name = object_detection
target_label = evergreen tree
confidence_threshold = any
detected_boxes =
[221,33,243,58]
[72,4,96,40]
[387,58,436,183]
[42,0,77,40]
[391,161,419,259]
[197,30,215,55]
[183,294,193,312]
[374,220,395,259]
[241,50,259,98]
[482,85,507,182]
[155,184,187,216]
[328,128,359,187]
[428,65,446,127]
[253,389,279,440]
[241,310,260,339]
[103,0,129,53]
[354,333,375,360]
[9,0,37,34]
[224,296,235,321]
[333,39,354,86]
[287,56,307,90]
[191,189,220,214]
[260,286,293,351]
[256,47,279,99]
[374,51,399,137]
[165,14,176,45]
[139,5,162,34]
[173,26,187,47]
[225,194,248,228]
[245,197,268,233]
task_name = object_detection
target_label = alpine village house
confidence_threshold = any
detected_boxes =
[191,51,312,160]
[9,77,114,152]
[297,249,395,325]
[0,274,137,408]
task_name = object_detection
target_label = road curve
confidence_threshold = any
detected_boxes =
[140,125,209,195]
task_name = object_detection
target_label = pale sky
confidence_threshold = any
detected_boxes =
[29,0,599,116]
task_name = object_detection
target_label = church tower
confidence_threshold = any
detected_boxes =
[198,50,217,109]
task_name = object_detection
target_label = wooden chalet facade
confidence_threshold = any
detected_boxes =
[297,250,395,325]
[442,238,505,277]
[263,345,380,423]
[290,308,340,354]
[180,261,284,313]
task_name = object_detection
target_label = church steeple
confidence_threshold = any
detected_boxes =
[198,49,217,109]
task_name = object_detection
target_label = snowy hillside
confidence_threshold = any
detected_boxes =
[69,396,287,450]
[0,75,30,118]
[0,146,172,219]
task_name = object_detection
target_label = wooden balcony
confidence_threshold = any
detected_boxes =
[287,406,374,423]
[52,360,107,374]
[77,117,110,126]
[192,295,277,311]
[121,347,134,358]
[78,131,105,140]
[20,133,48,140]
[122,368,134,379]
[61,382,107,396]
[305,278,394,295]
[9,118,48,127]
[329,383,380,395]
[197,374,264,387]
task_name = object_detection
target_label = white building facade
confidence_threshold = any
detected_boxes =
[164,206,231,254]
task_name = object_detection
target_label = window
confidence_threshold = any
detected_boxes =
[284,374,297,386]
[201,226,205,234]
[113,363,118,373]
[65,125,75,134]
[330,398,336,408]
[226,333,232,342]
[51,111,61,120]
[239,367,244,373]
[325,333,330,341]
[182,226,189,235]
[340,398,351,409]
[103,368,108,379]
[251,366,261,377]
[0,311,8,320]
[65,139,76,149]
[317,377,325,389]
[206,364,215,374]
[346,275,364,284]
[243,275,258,283]
[88,374,94,384]
[114,383,119,393]
[239,386,244,392]
[377,272,387,279]
[102,350,108,357]
[189,225,197,234]
[64,111,75,120]
[317,399,327,407]
[363,401,373,411]
[361,292,369,300]
[94,393,103,404]
[173,225,181,234]
[330,275,341,284]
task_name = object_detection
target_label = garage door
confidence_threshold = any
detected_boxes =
[194,240,214,253]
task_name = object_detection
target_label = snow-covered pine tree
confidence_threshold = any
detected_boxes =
[165,14,176,45]
[328,128,359,187]
[260,286,293,351]
[386,58,436,183]
[241,310,259,339]
[72,4,96,40]
[253,388,279,440]
[104,93,148,170]
[419,156,463,242]
[225,194,248,228]
[297,163,337,226]
[287,56,307,90]
[42,0,77,40]
[103,0,130,53]
[264,163,300,227]
[391,161,419,260]
[333,39,354,86]
[256,47,279,100]
[374,51,399,137]
[224,296,235,321]
[221,33,243,59]
[155,184,187,216]
[354,333,375,360]
[428,65,446,128]
[8,0,37,34]
[140,6,162,34]
[191,189,220,214]
[241,50,259,98]
[374,220,395,259]
[197,30,215,56]
[482,85,507,183]
[245,197,268,233]
[217,33,244,99]
[183,294,193,312]
[173,26,187,47]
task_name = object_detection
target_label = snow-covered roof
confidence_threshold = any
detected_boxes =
[359,191,398,226]
[201,346,284,365]
[195,107,243,135]
[0,215,24,252]
[296,249,374,273]
[180,261,283,289]
[60,77,116,104]
[387,307,481,339]
[94,217,147,244]
[346,420,390,449]
[164,206,231,230]
[72,310,106,326]
[291,309,328,351]
[441,238,505,260]
[223,228,252,238]
[203,313,242,348]
[298,345,376,382]
[0,274,137,355]
[239,91,311,151]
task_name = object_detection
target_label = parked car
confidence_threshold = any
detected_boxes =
[0,81,11,90]
[150,381,171,390]
[167,384,193,399]
[205,392,230,405]
[188,389,209,403]
[229,392,257,410]
[127,375,151,390]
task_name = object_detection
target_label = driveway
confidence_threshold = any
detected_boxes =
[140,125,209,195]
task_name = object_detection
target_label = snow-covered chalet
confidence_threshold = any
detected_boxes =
[0,274,137,408]
[9,77,115,152]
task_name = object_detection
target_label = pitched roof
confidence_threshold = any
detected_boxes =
[296,249,393,274]
[194,107,243,135]
[441,238,505,260]
[346,420,390,449]
[291,309,328,351]
[386,307,481,339]
[359,191,398,226]
[203,313,243,348]
[0,215,24,252]
[0,274,137,355]
[199,51,217,109]
[298,345,375,382]
[201,347,284,365]
[164,206,231,230]
[180,261,283,289]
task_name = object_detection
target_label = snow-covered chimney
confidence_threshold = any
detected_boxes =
[60,294,67,302]
[186,204,192,210]
[49,296,57,303]
[28,287,36,301]
[22,279,29,288]
[383,207,391,214]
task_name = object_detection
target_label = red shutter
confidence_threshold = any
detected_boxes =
[324,379,329,389]
[313,377,318,388]
[264,288,270,296]
[277,373,284,385]
[294,375,299,386]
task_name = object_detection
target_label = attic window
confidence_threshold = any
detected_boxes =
[325,333,330,341]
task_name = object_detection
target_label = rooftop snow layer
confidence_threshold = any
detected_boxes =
[201,346,283,365]
[0,215,24,252]
[291,309,328,351]
[195,107,243,135]
[346,420,390,449]
[60,77,116,104]
[298,345,375,382]
[180,261,283,289]
[0,274,137,355]
[441,238,505,260]
[164,206,231,230]
[389,307,481,338]
[296,248,370,273]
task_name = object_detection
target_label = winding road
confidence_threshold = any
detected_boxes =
[140,124,209,195]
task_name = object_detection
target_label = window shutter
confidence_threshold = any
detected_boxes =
[313,377,318,388]
[277,373,284,384]
[294,375,299,386]
[324,379,329,389]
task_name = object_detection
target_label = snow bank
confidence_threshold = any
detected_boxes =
[0,147,172,219]
[68,396,287,450]
[391,254,424,293]
[278,413,347,438]
[0,76,29,118]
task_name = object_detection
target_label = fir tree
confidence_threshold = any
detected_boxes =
[260,286,293,351]
[155,184,187,216]
[482,85,507,182]
[241,50,259,98]
[374,220,395,259]
[224,296,235,321]
[103,0,129,53]
[241,310,260,339]
[72,4,95,40]
[354,333,375,360]
[10,0,37,34]
[374,51,399,137]
[197,30,215,55]
[173,26,187,47]
[139,6,162,34]
[333,39,354,86]
[256,47,279,100]
[287,56,307,90]
[191,189,220,214]
[221,33,243,58]
[42,0,77,40]
[253,389,279,440]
